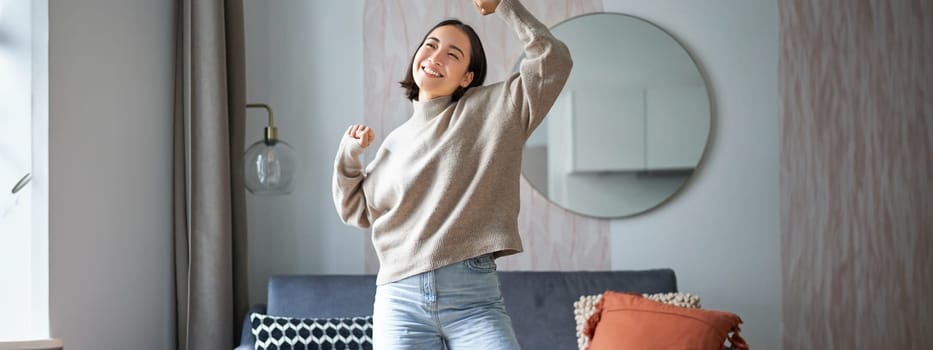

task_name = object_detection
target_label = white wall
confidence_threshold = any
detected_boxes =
[604,1,781,349]
[243,0,366,305]
[244,0,780,348]
[48,0,175,349]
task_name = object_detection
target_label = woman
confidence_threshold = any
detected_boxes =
[333,0,571,348]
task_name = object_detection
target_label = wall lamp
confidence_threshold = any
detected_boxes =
[244,103,296,195]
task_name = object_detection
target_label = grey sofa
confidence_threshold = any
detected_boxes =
[236,269,679,350]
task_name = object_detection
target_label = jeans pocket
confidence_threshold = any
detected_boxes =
[464,254,497,273]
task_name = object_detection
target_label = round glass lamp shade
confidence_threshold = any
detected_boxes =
[244,140,296,195]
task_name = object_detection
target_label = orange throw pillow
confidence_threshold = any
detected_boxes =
[584,291,749,350]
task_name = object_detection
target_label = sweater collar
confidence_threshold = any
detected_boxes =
[412,95,453,121]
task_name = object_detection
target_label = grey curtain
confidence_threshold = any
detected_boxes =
[173,0,249,349]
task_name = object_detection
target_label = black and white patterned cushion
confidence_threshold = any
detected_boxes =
[250,313,373,350]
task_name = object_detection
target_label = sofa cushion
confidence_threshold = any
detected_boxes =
[573,292,702,350]
[250,313,373,350]
[584,291,748,350]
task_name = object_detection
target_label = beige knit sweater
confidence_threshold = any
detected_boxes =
[333,0,572,285]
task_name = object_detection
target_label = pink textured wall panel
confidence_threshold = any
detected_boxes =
[362,0,606,273]
[780,0,933,348]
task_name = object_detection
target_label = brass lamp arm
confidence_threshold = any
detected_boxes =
[246,103,278,144]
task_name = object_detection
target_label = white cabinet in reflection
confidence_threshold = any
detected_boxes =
[646,86,709,169]
[557,87,708,173]
[570,88,645,172]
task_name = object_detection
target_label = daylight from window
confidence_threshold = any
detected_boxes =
[0,0,49,341]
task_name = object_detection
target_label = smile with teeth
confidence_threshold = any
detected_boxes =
[422,66,444,78]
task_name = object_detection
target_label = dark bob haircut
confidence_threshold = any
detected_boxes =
[399,19,487,102]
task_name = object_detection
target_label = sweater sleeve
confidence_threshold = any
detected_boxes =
[497,0,573,137]
[332,134,372,229]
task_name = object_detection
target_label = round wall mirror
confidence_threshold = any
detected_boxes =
[521,13,711,218]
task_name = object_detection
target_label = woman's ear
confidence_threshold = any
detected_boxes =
[460,71,475,88]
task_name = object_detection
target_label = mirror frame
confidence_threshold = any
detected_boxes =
[519,12,717,219]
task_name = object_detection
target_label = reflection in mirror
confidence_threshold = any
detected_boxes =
[521,13,711,218]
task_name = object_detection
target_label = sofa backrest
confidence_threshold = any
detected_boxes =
[499,270,677,349]
[265,269,677,349]
[268,274,377,318]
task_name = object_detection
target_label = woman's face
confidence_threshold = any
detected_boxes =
[411,25,474,101]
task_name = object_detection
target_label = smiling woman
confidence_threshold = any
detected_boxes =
[0,0,53,345]
[331,0,573,348]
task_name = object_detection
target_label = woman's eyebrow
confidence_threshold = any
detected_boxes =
[425,36,465,57]
[448,44,465,57]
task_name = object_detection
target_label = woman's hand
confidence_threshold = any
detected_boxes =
[472,0,500,16]
[347,124,376,148]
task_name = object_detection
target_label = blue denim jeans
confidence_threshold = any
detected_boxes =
[372,254,521,350]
